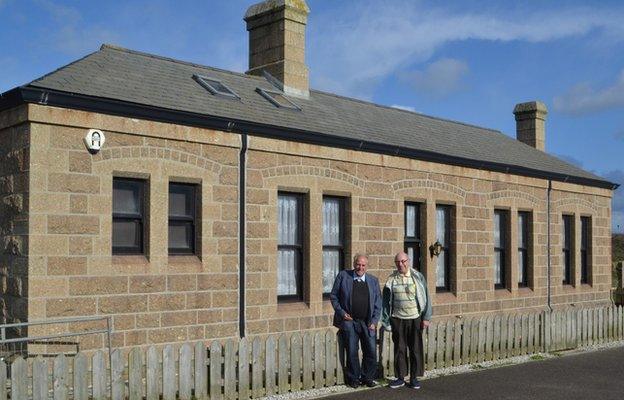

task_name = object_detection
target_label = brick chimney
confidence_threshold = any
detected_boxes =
[244,0,310,98]
[513,101,548,151]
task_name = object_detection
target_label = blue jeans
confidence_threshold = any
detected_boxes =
[341,319,377,384]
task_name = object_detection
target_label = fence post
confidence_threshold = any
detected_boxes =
[210,341,223,400]
[237,338,249,400]
[0,361,6,400]
[279,334,291,393]
[33,356,48,400]
[325,331,336,387]
[542,310,550,352]
[11,357,27,400]
[54,353,69,400]
[146,346,160,400]
[290,333,302,391]
[129,348,143,400]
[179,343,193,400]
[265,336,277,396]
[223,340,236,400]
[163,345,176,400]
[111,349,125,400]
[92,351,107,400]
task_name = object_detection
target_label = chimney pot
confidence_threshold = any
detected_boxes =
[245,0,310,98]
[513,101,548,151]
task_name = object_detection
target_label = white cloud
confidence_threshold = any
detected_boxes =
[553,70,624,115]
[308,1,624,99]
[390,104,417,112]
[37,0,119,56]
[399,58,468,98]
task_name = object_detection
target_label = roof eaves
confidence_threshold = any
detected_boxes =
[7,85,619,191]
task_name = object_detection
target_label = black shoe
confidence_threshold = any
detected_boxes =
[388,378,405,389]
[364,380,378,387]
[348,381,360,389]
[408,379,421,389]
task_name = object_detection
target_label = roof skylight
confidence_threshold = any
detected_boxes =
[256,88,301,110]
[193,74,239,99]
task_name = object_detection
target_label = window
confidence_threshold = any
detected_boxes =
[256,88,301,110]
[404,202,422,271]
[518,212,530,287]
[193,74,240,99]
[169,183,197,255]
[112,178,145,254]
[562,215,573,285]
[436,205,452,291]
[278,193,304,301]
[580,216,591,284]
[322,196,346,295]
[494,210,509,289]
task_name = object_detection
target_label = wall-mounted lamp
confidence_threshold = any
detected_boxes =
[429,240,443,257]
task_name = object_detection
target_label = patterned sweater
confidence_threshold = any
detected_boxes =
[381,268,432,330]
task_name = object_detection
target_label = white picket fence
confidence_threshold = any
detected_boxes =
[2,305,623,400]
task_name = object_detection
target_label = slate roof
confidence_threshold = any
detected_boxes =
[8,45,615,188]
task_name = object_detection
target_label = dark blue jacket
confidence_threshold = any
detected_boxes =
[330,270,382,331]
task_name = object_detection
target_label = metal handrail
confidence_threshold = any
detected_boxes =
[0,315,107,329]
[0,315,110,341]
[0,315,114,394]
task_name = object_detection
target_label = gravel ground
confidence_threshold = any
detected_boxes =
[254,340,624,400]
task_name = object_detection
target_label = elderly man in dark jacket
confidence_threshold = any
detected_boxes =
[330,253,382,388]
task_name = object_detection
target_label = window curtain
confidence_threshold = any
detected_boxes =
[278,195,299,296]
[436,207,447,288]
[322,198,341,293]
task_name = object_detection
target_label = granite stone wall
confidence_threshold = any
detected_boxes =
[0,105,30,334]
[0,104,613,348]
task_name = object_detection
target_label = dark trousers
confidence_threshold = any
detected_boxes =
[341,320,377,384]
[391,316,424,379]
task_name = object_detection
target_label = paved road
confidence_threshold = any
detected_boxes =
[324,346,624,400]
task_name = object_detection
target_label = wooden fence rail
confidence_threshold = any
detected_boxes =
[2,305,623,400]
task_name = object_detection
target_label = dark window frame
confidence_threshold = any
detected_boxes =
[277,192,305,302]
[580,216,591,284]
[404,202,423,272]
[322,196,346,297]
[494,209,509,290]
[518,211,530,287]
[256,87,301,111]
[193,74,240,99]
[562,214,573,285]
[436,205,452,292]
[168,182,198,255]
[112,178,146,255]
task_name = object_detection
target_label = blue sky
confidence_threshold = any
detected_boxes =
[1,0,623,232]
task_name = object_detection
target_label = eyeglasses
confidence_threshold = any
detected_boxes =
[396,259,409,264]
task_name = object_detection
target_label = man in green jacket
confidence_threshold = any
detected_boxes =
[381,252,432,389]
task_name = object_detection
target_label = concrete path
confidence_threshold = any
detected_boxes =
[322,346,624,400]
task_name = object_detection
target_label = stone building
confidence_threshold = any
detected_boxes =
[0,0,618,348]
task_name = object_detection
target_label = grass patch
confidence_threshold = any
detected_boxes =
[530,354,546,361]
[470,364,486,370]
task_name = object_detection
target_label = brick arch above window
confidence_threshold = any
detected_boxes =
[552,197,599,213]
[486,190,541,207]
[260,165,366,189]
[391,179,467,199]
[93,145,223,174]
